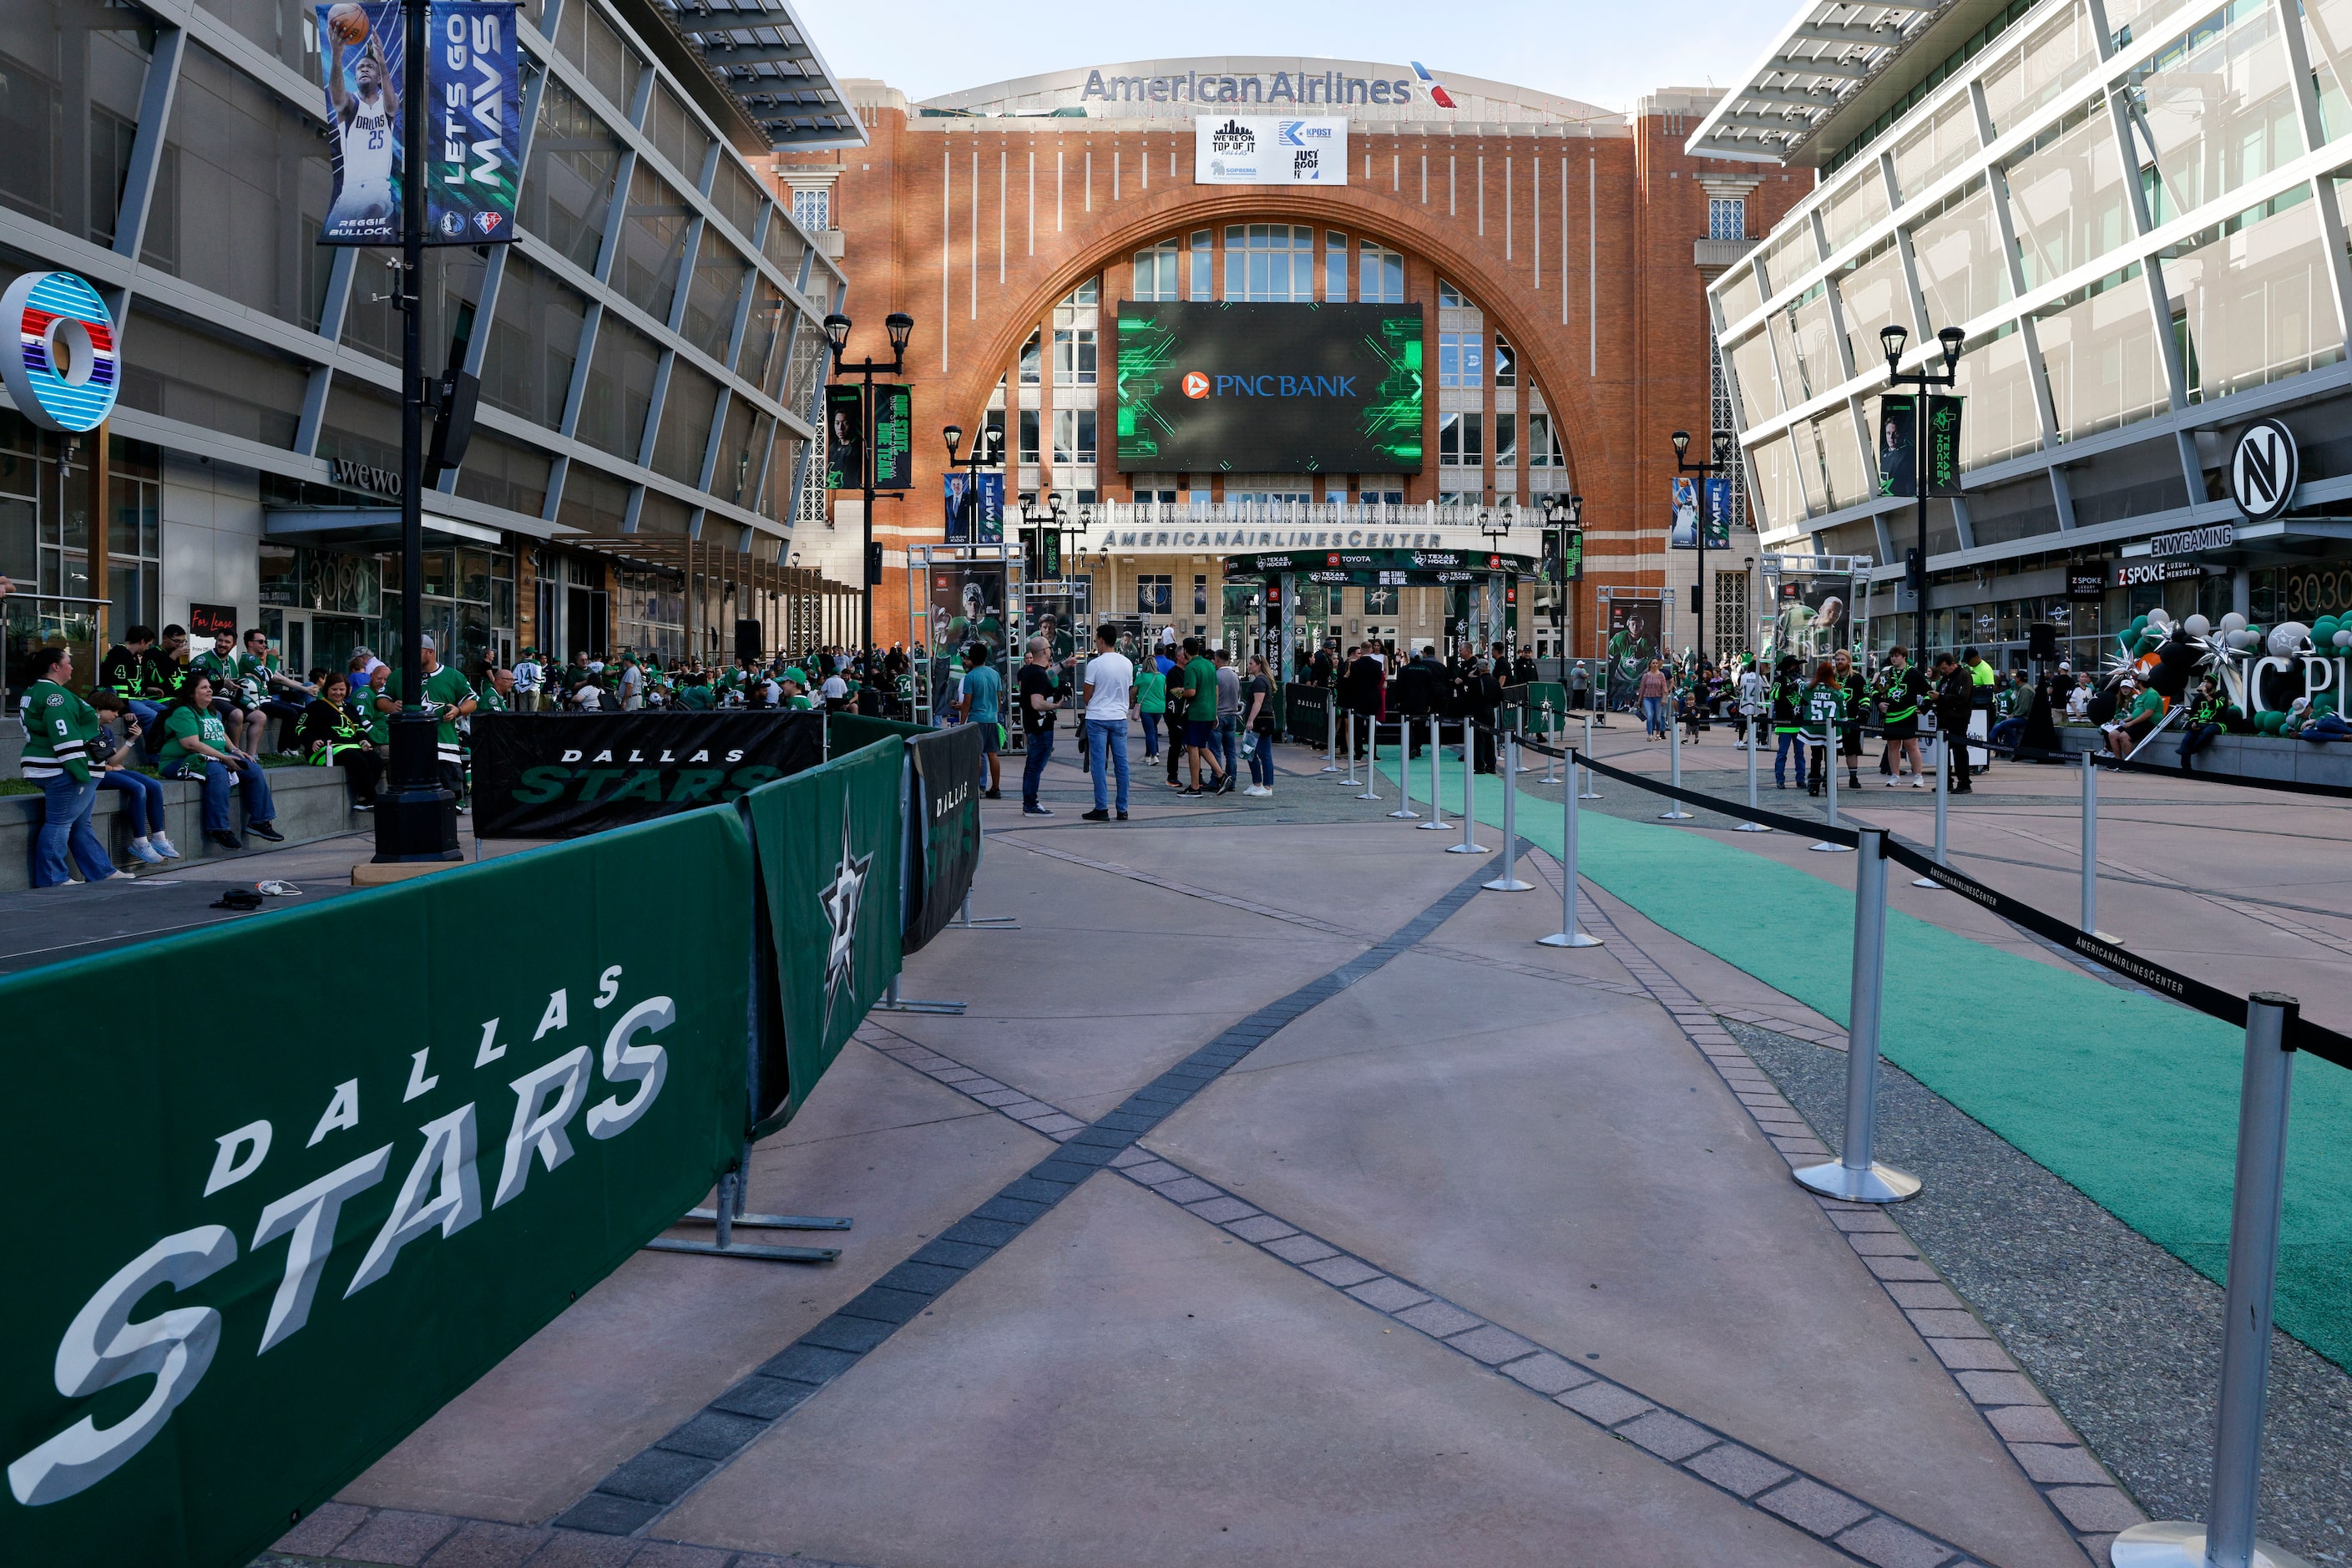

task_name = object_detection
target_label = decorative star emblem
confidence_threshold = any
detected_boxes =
[819,811,872,1038]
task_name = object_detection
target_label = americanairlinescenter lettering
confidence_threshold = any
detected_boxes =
[1081,68,1415,105]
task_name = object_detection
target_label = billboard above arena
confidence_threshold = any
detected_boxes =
[1114,301,1424,475]
[1193,115,1347,185]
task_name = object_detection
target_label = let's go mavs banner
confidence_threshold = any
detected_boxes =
[0,809,750,1567]
[314,0,522,246]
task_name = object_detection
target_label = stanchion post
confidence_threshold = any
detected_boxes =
[1793,828,1920,1205]
[1484,736,1533,890]
[2081,749,2099,934]
[1419,715,1450,830]
[1539,752,1602,948]
[1447,724,1487,853]
[1322,698,1338,773]
[1389,714,1420,817]
[1810,723,1854,853]
[1913,736,1949,889]
[1339,712,1361,786]
[2111,994,2309,1568]
[1661,703,1693,820]
[1737,711,1770,832]
[1358,714,1382,801]
[1579,713,1601,799]
[1540,702,1560,784]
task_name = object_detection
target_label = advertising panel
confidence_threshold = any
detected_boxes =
[1875,395,1916,498]
[928,563,1008,716]
[1115,301,1423,473]
[1668,478,1731,549]
[824,384,864,490]
[943,471,1002,544]
[1762,557,1864,665]
[0,809,749,1567]
[314,1,522,246]
[1604,598,1661,707]
[871,384,913,489]
[903,724,985,955]
[468,712,823,837]
[1025,596,1077,665]
[1193,115,1348,185]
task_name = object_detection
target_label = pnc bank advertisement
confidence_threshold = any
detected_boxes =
[1115,301,1424,475]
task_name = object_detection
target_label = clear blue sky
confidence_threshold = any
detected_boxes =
[792,0,1797,116]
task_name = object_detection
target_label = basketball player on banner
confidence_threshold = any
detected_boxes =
[316,2,400,244]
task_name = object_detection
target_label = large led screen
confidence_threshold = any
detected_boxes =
[1115,301,1424,474]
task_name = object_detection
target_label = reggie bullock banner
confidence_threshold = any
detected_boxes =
[0,808,751,1567]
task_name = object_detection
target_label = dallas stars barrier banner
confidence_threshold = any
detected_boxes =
[468,711,824,837]
[313,0,523,247]
[903,723,984,956]
[0,808,751,1567]
[746,738,905,1136]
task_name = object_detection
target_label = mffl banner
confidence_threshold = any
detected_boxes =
[0,808,750,1567]
[943,471,1005,544]
[746,738,904,1136]
[314,0,522,246]
[469,711,822,837]
[903,723,984,955]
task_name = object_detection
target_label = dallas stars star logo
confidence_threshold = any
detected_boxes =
[819,812,873,1038]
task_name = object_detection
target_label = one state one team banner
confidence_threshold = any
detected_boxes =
[0,810,751,1567]
[313,0,522,245]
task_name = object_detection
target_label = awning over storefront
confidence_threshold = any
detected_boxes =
[264,504,579,549]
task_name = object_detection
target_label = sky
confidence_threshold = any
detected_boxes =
[791,0,1797,116]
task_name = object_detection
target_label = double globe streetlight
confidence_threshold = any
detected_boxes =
[822,309,914,654]
[1879,323,1966,660]
[1671,428,1736,670]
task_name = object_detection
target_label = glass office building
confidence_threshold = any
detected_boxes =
[1,0,854,704]
[1693,0,2352,669]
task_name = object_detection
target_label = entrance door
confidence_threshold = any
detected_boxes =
[310,615,366,683]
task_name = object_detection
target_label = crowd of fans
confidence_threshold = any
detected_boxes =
[18,620,920,887]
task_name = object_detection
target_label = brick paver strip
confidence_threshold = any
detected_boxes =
[1757,1476,1874,1538]
[417,1520,552,1568]
[1617,1410,1721,1463]
[554,859,1500,1535]
[1685,1442,1794,1498]
[1832,1515,1960,1568]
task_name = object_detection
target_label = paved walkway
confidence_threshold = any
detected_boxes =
[260,730,2122,1568]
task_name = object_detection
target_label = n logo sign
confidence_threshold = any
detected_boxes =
[2230,417,2299,523]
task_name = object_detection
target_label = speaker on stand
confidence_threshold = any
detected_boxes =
[736,619,763,664]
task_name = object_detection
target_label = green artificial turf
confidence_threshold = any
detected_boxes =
[1383,751,2352,1373]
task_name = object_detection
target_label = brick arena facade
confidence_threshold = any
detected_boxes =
[779,63,1804,660]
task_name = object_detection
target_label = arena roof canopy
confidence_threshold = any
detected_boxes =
[653,0,866,148]
[915,58,1617,128]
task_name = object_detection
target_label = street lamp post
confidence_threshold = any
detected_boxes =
[373,0,457,864]
[823,309,914,657]
[1880,324,1966,661]
[1543,493,1581,667]
[1477,505,1511,657]
[1671,428,1736,672]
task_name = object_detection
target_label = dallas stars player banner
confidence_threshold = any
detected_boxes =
[468,711,824,838]
[745,737,905,1136]
[314,0,522,246]
[0,807,750,1568]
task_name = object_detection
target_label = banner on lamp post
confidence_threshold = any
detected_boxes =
[313,1,522,246]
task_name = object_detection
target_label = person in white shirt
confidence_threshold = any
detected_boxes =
[513,648,544,711]
[1079,625,1135,822]
[821,673,850,711]
[618,656,645,711]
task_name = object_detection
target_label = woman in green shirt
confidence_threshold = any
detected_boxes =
[1134,660,1166,760]
[158,675,282,848]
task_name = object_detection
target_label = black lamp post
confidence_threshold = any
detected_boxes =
[824,309,913,656]
[1881,323,1965,660]
[942,422,1002,544]
[373,0,457,864]
[1543,493,1582,661]
[1671,427,1737,672]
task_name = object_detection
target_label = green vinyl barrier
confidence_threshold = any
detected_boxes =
[746,736,905,1136]
[0,808,752,1568]
[827,712,929,754]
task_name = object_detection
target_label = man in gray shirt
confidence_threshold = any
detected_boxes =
[1213,647,1242,796]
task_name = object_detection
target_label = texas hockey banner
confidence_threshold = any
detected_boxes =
[314,0,522,246]
[468,711,823,837]
[744,738,904,1137]
[0,808,750,1568]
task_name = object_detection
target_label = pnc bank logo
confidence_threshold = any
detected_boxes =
[1180,372,1358,398]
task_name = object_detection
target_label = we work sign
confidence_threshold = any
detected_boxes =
[0,810,750,1567]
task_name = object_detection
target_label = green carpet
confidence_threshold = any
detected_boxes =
[1381,751,2352,1373]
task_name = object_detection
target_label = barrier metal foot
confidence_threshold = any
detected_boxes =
[1792,1160,1920,1204]
[682,1210,852,1231]
[2108,1522,2314,1568]
[1483,876,1534,891]
[1444,841,1489,854]
[1538,931,1603,948]
[1736,822,1772,833]
[643,1237,842,1263]
[952,914,1021,928]
[1660,807,1695,821]
[1808,841,1855,854]
[874,997,968,1014]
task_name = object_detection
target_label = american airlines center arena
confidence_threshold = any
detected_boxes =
[779,60,1806,668]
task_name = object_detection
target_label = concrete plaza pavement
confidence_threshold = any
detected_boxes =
[265,730,2108,1568]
